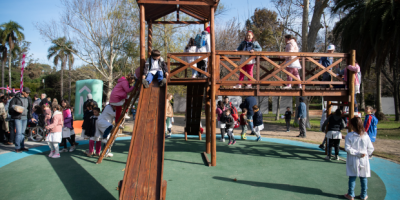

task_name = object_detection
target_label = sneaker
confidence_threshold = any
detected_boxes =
[232,141,236,145]
[318,144,325,149]
[192,75,197,78]
[241,134,247,140]
[69,145,76,152]
[159,78,167,87]
[165,134,171,139]
[124,114,130,119]
[51,154,60,158]
[233,84,242,89]
[119,125,124,129]
[361,195,368,200]
[102,139,108,144]
[15,149,22,153]
[286,130,290,132]
[228,141,232,145]
[48,151,55,157]
[335,156,340,160]
[224,133,227,136]
[250,132,256,135]
[86,151,93,157]
[142,79,149,88]
[324,156,330,160]
[21,148,29,152]
[256,136,262,141]
[245,85,252,89]
[369,155,373,159]
[283,86,292,89]
[75,142,79,146]
[298,85,302,89]
[219,138,225,142]
[105,152,113,157]
[60,148,68,153]
[344,194,354,200]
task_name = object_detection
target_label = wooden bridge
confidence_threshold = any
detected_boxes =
[116,0,357,199]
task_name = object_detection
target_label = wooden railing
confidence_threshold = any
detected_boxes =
[215,51,348,88]
[167,53,211,79]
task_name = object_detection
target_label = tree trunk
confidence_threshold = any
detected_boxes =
[68,63,72,103]
[275,96,281,121]
[307,0,329,52]
[106,78,113,103]
[360,80,365,110]
[8,50,12,88]
[305,97,311,128]
[375,66,383,113]
[302,0,309,52]
[1,61,4,93]
[61,58,66,100]
[393,66,399,121]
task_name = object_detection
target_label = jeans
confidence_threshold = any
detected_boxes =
[165,117,172,135]
[220,128,225,139]
[241,125,247,136]
[0,128,8,143]
[285,119,291,131]
[102,125,113,139]
[299,118,306,137]
[14,119,28,150]
[9,120,15,143]
[247,114,254,133]
[146,71,164,84]
[348,176,368,199]
[227,128,235,142]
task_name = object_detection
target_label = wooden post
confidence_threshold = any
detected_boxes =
[139,4,146,81]
[210,6,217,167]
[348,50,356,128]
[148,21,152,58]
[256,56,260,95]
[205,86,211,154]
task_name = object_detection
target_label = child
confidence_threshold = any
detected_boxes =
[222,109,236,145]
[142,50,169,88]
[281,35,302,89]
[320,45,335,88]
[184,38,199,78]
[344,117,374,200]
[86,107,101,156]
[252,105,263,141]
[82,102,94,139]
[216,101,226,142]
[165,94,174,138]
[284,107,292,132]
[196,26,211,78]
[364,106,378,158]
[240,108,248,140]
[319,108,328,149]
[60,99,75,152]
[109,73,135,125]
[45,105,63,158]
[97,104,116,145]
[322,109,346,160]
[234,30,262,89]
[42,103,52,126]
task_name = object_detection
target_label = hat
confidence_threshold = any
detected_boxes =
[87,94,93,100]
[327,45,335,51]
[23,87,31,93]
[205,26,210,34]
[299,97,304,102]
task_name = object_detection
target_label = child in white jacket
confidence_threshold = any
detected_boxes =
[344,117,374,200]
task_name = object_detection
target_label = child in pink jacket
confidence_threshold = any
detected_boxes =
[109,74,135,123]
[45,105,64,158]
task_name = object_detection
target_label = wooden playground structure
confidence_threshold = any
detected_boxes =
[96,0,357,199]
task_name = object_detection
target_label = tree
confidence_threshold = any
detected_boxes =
[0,43,7,93]
[47,37,76,100]
[332,0,400,120]
[0,21,25,89]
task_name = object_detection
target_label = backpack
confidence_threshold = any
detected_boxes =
[219,113,228,123]
[194,31,207,49]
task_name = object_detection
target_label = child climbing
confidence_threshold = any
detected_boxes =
[195,26,211,78]
[222,109,236,145]
[281,35,302,89]
[364,105,378,158]
[60,99,75,152]
[86,107,101,157]
[97,104,115,152]
[284,107,292,132]
[184,38,199,78]
[45,105,63,158]
[165,94,174,138]
[252,105,263,141]
[142,50,169,88]
[82,102,95,139]
[234,30,262,89]
[344,117,374,200]
[240,108,248,140]
[216,101,226,142]
[110,73,135,126]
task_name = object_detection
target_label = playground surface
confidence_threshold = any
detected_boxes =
[0,136,398,200]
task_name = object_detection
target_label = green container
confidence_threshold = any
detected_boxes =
[74,79,103,120]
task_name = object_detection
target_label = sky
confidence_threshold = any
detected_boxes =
[0,0,274,68]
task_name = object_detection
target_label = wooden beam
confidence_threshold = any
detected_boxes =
[216,51,348,57]
[180,8,206,21]
[148,21,152,57]
[217,89,347,97]
[205,85,211,154]
[306,57,344,81]
[349,50,356,129]
[217,81,346,85]
[153,21,204,24]
[137,0,214,6]
[168,79,207,85]
[210,6,216,167]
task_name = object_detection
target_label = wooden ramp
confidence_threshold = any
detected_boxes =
[119,81,167,200]
[185,84,206,136]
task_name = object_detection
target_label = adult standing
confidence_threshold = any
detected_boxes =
[8,87,36,153]
[296,97,307,138]
[39,93,49,107]
[6,93,15,144]
[32,94,41,108]
[196,26,211,78]
[83,94,98,115]
[0,96,10,144]
[240,96,257,135]
[281,35,302,89]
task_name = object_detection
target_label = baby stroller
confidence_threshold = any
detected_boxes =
[25,114,47,142]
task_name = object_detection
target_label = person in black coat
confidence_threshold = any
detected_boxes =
[252,105,263,141]
[240,96,257,135]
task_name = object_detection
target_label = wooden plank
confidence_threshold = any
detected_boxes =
[262,57,299,81]
[168,52,210,57]
[220,61,240,78]
[180,8,206,21]
[306,57,344,81]
[205,86,211,154]
[169,55,209,77]
[216,51,348,57]
[161,180,167,200]
[153,21,204,24]
[216,81,346,85]
[210,6,216,167]
[137,0,214,6]
[348,50,356,130]
[202,152,211,167]
[220,56,256,81]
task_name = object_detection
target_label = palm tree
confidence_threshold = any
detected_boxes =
[332,0,400,120]
[47,37,76,101]
[0,29,7,93]
[0,21,25,89]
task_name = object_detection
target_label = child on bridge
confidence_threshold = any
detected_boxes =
[142,50,169,88]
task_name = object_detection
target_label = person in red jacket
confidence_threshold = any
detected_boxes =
[109,74,135,124]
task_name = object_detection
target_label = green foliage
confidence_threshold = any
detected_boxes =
[0,21,25,48]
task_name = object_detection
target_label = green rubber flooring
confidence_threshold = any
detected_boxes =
[0,138,386,200]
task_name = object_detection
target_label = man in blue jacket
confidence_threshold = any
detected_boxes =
[240,96,257,135]
[296,97,307,138]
